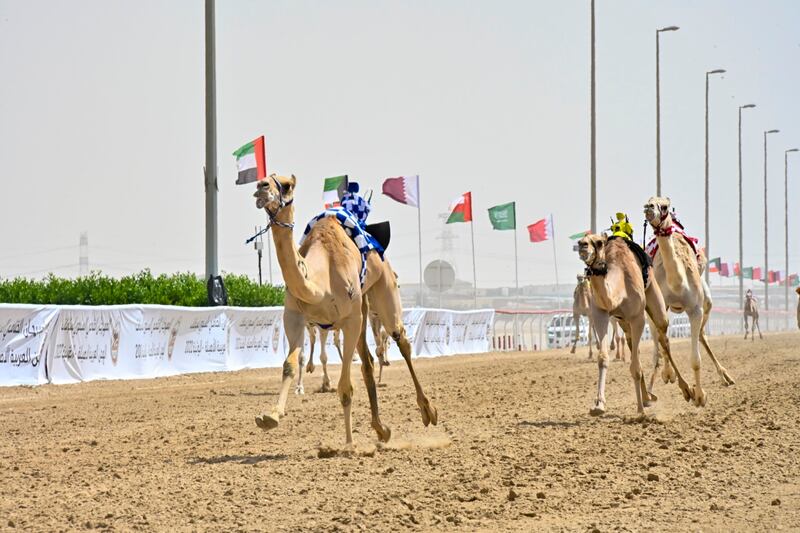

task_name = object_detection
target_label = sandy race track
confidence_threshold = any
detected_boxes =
[2,332,799,532]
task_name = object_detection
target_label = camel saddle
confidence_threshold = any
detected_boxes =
[608,236,651,288]
[364,221,391,251]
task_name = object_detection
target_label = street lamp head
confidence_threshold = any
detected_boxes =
[741,104,756,109]
[658,25,680,32]
[787,148,800,154]
[708,69,726,75]
[766,129,780,134]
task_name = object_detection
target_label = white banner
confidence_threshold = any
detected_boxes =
[0,305,494,387]
[0,305,58,386]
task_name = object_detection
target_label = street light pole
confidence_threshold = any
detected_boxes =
[786,148,799,316]
[204,0,218,282]
[738,104,755,311]
[590,0,596,234]
[764,129,780,328]
[704,69,725,285]
[656,25,679,196]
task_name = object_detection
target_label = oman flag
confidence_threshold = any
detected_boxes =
[233,136,267,185]
[382,175,420,207]
[528,215,554,243]
[446,192,473,223]
[734,262,741,276]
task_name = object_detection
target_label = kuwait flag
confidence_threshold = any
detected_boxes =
[322,175,348,208]
[382,175,420,207]
[708,257,721,273]
[528,215,554,243]
[446,192,473,223]
[569,230,590,240]
[233,136,266,185]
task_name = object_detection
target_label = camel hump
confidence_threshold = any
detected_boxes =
[608,236,651,287]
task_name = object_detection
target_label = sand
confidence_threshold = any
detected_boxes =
[2,332,799,532]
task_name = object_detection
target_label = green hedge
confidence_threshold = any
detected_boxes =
[0,270,285,307]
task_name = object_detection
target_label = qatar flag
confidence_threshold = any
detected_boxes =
[382,175,420,208]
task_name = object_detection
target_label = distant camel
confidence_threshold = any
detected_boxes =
[610,317,626,361]
[571,275,595,358]
[795,287,799,330]
[743,289,763,341]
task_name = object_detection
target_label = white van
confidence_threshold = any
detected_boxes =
[547,313,589,349]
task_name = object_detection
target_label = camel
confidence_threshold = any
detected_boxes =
[743,290,763,341]
[295,324,342,395]
[253,174,437,445]
[796,287,800,330]
[571,275,595,358]
[609,317,626,361]
[643,197,735,408]
[369,312,391,384]
[578,233,692,416]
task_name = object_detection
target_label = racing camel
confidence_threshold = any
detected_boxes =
[254,175,437,445]
[743,289,763,341]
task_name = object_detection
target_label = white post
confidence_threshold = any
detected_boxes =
[471,220,477,309]
[417,203,423,307]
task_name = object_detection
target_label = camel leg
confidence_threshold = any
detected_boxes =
[318,328,333,392]
[589,308,610,416]
[687,306,707,407]
[337,314,361,446]
[306,325,316,374]
[743,315,750,340]
[609,320,617,353]
[334,329,344,359]
[644,285,693,403]
[628,315,647,415]
[699,287,735,387]
[356,298,391,442]
[754,316,763,340]
[570,313,580,354]
[256,307,305,430]
[588,314,595,359]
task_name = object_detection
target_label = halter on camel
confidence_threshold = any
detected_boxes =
[247,175,296,244]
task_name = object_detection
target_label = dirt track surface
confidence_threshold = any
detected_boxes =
[2,333,799,532]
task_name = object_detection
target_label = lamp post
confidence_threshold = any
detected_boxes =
[656,25,679,196]
[738,104,755,311]
[704,68,725,285]
[590,0,596,233]
[786,148,799,317]
[764,129,780,329]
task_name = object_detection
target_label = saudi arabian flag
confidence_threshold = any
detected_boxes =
[569,230,590,240]
[232,136,266,185]
[487,202,516,230]
[322,175,348,208]
[446,192,473,224]
[742,266,753,279]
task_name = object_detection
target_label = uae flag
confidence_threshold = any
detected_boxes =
[790,273,799,287]
[528,215,554,243]
[569,230,590,240]
[382,175,420,207]
[322,175,348,208]
[446,192,473,223]
[232,136,266,185]
[708,257,721,273]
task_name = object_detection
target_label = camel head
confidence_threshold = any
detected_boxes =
[254,174,296,215]
[577,233,608,273]
[643,196,672,229]
[795,287,800,296]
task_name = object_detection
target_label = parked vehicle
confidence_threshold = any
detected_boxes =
[547,313,589,349]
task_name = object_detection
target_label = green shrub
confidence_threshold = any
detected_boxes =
[0,270,285,307]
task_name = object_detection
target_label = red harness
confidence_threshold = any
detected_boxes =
[646,220,700,260]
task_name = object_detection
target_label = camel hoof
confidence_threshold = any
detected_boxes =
[678,379,693,403]
[570,347,576,354]
[255,413,279,431]
[319,383,334,393]
[419,400,438,427]
[661,365,677,384]
[692,386,707,407]
[294,385,304,395]
[306,362,315,374]
[589,400,606,416]
[720,371,735,387]
[381,360,390,367]
[374,423,392,443]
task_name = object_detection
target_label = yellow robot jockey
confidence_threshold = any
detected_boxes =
[609,212,634,240]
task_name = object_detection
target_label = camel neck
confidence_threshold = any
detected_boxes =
[269,205,325,305]
[655,232,686,292]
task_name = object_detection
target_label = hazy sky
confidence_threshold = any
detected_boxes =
[1,0,799,289]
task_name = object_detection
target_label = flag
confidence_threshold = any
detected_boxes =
[720,262,730,277]
[446,192,473,224]
[742,266,753,279]
[528,215,554,243]
[734,262,741,276]
[382,175,420,207]
[753,267,762,281]
[790,274,799,287]
[708,257,721,273]
[233,136,266,185]
[767,271,777,284]
[569,230,590,240]
[322,175,348,208]
[487,202,516,231]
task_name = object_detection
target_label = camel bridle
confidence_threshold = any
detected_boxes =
[246,175,295,245]
[583,239,608,277]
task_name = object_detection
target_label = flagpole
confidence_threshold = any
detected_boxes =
[514,223,519,349]
[550,215,560,307]
[471,220,477,309]
[417,192,423,308]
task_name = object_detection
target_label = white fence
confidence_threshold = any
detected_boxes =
[0,304,495,387]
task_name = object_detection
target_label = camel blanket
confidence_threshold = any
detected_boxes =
[301,207,385,286]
